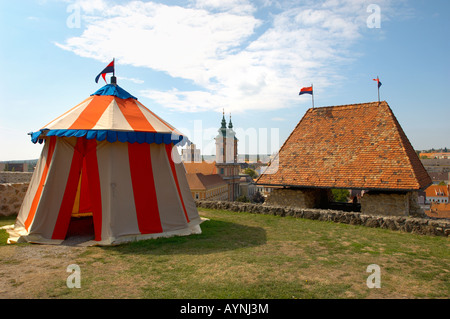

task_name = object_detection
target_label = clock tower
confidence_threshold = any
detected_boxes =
[215,111,240,201]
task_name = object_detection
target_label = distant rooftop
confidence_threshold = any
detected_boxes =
[425,185,449,198]
[257,101,432,191]
[184,161,217,175]
[186,173,226,190]
[426,203,450,219]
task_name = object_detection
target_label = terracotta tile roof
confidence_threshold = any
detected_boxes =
[186,173,226,190]
[426,203,450,219]
[425,185,449,198]
[257,101,432,191]
[183,161,217,175]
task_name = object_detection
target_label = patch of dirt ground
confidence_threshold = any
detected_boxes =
[0,238,88,298]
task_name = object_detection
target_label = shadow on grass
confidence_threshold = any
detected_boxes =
[104,219,267,256]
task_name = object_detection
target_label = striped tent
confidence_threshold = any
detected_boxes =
[8,83,202,246]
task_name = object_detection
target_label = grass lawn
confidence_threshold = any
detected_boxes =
[0,209,449,299]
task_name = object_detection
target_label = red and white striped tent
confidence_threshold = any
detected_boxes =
[7,83,202,245]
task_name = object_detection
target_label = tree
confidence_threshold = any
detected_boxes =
[251,191,265,204]
[244,168,258,179]
[236,195,250,203]
[331,189,350,203]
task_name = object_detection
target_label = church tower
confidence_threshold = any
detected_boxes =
[215,111,240,201]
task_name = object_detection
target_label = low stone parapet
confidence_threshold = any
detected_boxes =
[360,191,425,217]
[0,183,29,217]
[264,188,332,209]
[195,200,450,237]
[0,172,33,183]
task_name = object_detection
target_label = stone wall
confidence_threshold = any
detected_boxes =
[265,188,332,209]
[0,172,33,217]
[360,191,425,218]
[195,200,450,237]
[0,183,29,217]
[0,172,33,183]
[265,187,426,218]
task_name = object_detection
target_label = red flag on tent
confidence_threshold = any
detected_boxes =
[95,59,115,84]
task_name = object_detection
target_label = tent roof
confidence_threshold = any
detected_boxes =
[31,84,186,145]
[256,101,432,191]
[91,83,137,100]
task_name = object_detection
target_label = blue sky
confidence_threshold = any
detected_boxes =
[0,0,449,161]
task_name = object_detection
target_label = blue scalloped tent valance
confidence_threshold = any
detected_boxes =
[30,129,186,146]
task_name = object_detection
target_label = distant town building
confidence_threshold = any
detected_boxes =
[239,174,256,199]
[186,173,228,201]
[255,185,274,198]
[184,161,218,175]
[184,161,226,199]
[420,152,450,159]
[424,185,449,204]
[181,143,201,163]
[182,112,241,201]
[421,158,450,173]
[427,172,450,185]
[0,160,37,172]
[425,203,450,219]
[214,112,241,201]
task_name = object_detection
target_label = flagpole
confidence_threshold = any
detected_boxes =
[311,83,315,108]
[377,76,380,103]
[111,58,117,85]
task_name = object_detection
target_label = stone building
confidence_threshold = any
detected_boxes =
[256,101,432,217]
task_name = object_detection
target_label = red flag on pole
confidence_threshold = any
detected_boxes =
[95,59,115,84]
[299,84,314,108]
[299,86,313,95]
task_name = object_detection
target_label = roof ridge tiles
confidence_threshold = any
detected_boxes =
[308,101,386,111]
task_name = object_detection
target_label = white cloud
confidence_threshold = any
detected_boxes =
[72,0,107,13]
[56,1,260,86]
[56,0,393,113]
[117,76,144,84]
[193,0,256,14]
[140,88,224,113]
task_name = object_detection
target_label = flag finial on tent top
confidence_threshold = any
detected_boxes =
[95,58,115,84]
[111,58,116,86]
